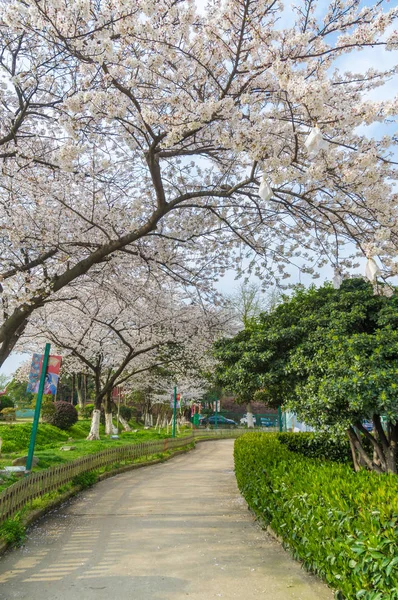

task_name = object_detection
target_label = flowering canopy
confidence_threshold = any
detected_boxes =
[0,0,397,365]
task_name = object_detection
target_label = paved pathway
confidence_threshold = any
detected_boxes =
[0,440,332,600]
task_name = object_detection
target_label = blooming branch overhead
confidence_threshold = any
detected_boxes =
[0,0,397,365]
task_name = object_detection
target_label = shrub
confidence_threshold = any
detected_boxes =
[80,403,94,419]
[277,431,352,463]
[0,407,16,415]
[41,399,56,421]
[0,513,26,546]
[0,396,14,409]
[72,470,97,489]
[0,407,16,421]
[119,405,133,421]
[42,401,78,430]
[234,432,398,599]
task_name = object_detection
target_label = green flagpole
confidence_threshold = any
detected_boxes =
[26,343,51,472]
[172,386,177,438]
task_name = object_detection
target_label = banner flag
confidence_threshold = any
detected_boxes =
[27,353,62,395]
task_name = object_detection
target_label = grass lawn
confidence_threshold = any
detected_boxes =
[0,419,193,491]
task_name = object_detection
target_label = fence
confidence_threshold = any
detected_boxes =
[0,430,248,525]
[200,413,284,431]
[192,429,248,439]
[0,434,196,524]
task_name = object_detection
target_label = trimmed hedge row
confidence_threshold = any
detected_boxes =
[234,433,398,600]
[277,431,352,463]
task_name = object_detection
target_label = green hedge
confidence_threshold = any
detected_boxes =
[234,433,398,600]
[277,432,352,463]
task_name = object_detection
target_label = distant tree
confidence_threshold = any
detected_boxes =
[226,283,281,328]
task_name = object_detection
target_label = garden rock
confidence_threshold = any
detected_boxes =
[60,446,76,451]
[12,455,39,467]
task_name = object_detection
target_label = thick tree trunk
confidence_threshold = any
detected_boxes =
[246,402,255,428]
[87,409,101,440]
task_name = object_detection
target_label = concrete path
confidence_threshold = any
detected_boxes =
[0,440,332,600]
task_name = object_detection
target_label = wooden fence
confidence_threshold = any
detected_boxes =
[0,429,248,525]
[0,434,195,524]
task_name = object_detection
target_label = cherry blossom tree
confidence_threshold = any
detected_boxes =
[21,271,230,438]
[0,0,397,367]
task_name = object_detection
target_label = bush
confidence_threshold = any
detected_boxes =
[277,432,352,463]
[41,399,56,421]
[72,470,97,489]
[80,403,94,419]
[0,513,26,546]
[119,405,133,421]
[0,396,14,409]
[234,432,398,599]
[0,407,16,422]
[42,401,78,430]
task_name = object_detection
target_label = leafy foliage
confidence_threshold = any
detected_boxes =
[0,423,69,453]
[0,396,14,409]
[42,401,78,430]
[119,405,133,421]
[0,407,16,418]
[277,432,352,464]
[235,433,398,599]
[0,513,26,546]
[215,280,398,472]
[79,403,94,419]
[41,398,56,421]
[72,471,98,489]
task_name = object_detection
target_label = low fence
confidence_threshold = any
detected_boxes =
[192,429,247,439]
[0,434,196,524]
[0,430,247,525]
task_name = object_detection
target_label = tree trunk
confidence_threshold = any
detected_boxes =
[347,428,362,472]
[119,415,131,432]
[104,392,114,435]
[246,402,255,428]
[105,412,113,435]
[76,373,85,410]
[385,422,398,474]
[87,409,101,440]
[87,369,104,440]
[346,423,397,474]
[71,373,75,405]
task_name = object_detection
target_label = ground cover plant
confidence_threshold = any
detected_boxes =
[235,433,398,600]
